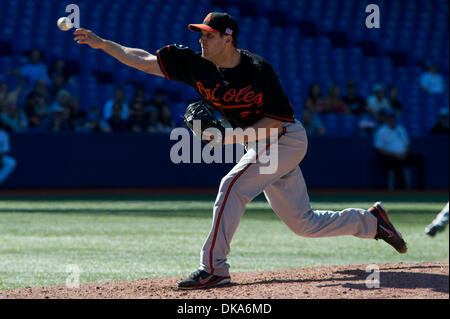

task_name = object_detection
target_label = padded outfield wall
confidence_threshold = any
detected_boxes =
[4,133,448,189]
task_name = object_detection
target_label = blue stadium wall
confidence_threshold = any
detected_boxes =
[5,133,448,189]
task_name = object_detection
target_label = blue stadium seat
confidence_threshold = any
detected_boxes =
[318,114,338,136]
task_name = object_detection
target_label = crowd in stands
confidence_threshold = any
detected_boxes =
[302,64,448,137]
[299,73,447,190]
[0,49,175,134]
[0,49,448,138]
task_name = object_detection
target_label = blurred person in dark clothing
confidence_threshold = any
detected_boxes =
[147,88,169,112]
[144,106,160,132]
[23,90,49,130]
[323,84,349,114]
[49,59,73,84]
[34,79,52,106]
[129,100,148,132]
[429,108,449,135]
[305,83,326,113]
[388,86,403,115]
[68,96,86,131]
[342,81,368,115]
[132,86,147,104]
[108,102,130,132]
[157,105,174,133]
[49,73,69,99]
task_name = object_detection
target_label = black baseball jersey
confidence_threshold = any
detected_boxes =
[156,44,295,128]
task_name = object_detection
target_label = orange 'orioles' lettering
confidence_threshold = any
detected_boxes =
[196,82,263,108]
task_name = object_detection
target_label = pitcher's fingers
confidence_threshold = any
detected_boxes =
[74,35,87,41]
[73,28,86,35]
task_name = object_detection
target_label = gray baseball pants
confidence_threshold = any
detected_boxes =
[200,120,378,277]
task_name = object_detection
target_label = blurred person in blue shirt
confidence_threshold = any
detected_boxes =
[103,86,130,121]
[0,120,17,186]
[18,49,51,91]
[420,64,445,95]
[374,110,424,190]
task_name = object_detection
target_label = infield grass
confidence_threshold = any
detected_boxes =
[0,192,448,290]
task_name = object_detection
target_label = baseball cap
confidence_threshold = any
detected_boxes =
[189,12,239,40]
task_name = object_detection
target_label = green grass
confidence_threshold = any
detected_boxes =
[0,192,448,290]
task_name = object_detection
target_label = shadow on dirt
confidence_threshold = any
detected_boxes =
[233,265,449,293]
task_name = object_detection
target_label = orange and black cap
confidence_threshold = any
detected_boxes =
[189,12,239,40]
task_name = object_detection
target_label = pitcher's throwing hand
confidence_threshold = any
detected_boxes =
[74,28,104,49]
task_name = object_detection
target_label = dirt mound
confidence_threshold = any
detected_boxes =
[1,262,448,299]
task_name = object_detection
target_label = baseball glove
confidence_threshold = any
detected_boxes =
[183,100,226,144]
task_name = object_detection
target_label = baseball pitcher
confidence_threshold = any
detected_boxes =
[74,12,407,290]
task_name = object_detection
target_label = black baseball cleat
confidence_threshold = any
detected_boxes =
[424,224,444,237]
[177,269,231,290]
[369,201,408,254]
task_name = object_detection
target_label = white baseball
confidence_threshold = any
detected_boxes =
[57,17,73,31]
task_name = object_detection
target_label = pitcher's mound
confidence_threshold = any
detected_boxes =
[1,262,448,299]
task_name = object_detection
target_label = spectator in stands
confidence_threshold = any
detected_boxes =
[132,86,147,105]
[305,83,326,113]
[144,106,160,132]
[0,119,17,186]
[83,106,111,133]
[366,84,392,119]
[107,102,130,132]
[429,108,449,135]
[342,81,368,115]
[157,105,175,133]
[374,109,425,190]
[0,71,23,106]
[49,59,73,84]
[46,105,72,132]
[420,64,445,95]
[128,100,148,132]
[302,109,326,136]
[34,79,52,106]
[103,86,129,120]
[49,73,68,99]
[49,89,72,113]
[147,88,169,113]
[388,86,403,115]
[0,99,28,132]
[23,90,49,131]
[323,84,349,114]
[68,96,86,131]
[17,49,51,91]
